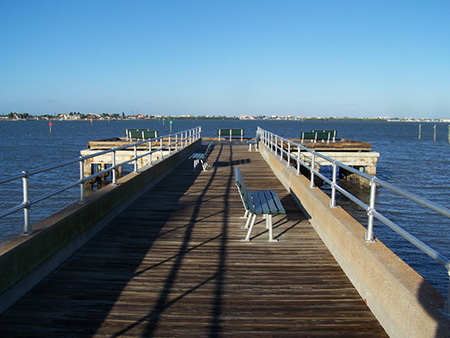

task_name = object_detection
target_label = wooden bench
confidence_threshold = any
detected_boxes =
[247,133,261,151]
[234,167,285,242]
[217,128,244,141]
[188,142,213,171]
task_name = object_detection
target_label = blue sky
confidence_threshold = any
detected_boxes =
[1,1,449,118]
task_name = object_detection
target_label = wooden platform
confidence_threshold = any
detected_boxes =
[295,138,373,151]
[0,144,387,337]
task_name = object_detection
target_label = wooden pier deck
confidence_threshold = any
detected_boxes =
[0,144,387,337]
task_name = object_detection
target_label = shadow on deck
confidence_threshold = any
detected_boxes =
[0,144,387,337]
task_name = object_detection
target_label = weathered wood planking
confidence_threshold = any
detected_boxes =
[0,144,387,337]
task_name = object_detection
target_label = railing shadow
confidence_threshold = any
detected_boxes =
[0,147,208,336]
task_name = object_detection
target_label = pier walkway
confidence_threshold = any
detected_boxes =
[0,144,387,337]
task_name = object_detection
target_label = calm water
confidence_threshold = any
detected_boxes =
[1,119,450,295]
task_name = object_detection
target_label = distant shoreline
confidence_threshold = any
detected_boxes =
[1,116,448,123]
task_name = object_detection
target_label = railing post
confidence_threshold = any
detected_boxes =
[160,138,163,159]
[365,178,377,242]
[297,147,301,175]
[133,145,138,173]
[79,156,85,203]
[111,150,117,185]
[169,136,171,155]
[280,139,283,160]
[330,162,337,208]
[310,153,316,188]
[287,142,291,167]
[175,134,178,151]
[22,171,31,235]
[148,140,152,165]
[445,272,450,315]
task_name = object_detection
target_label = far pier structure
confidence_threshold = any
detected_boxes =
[80,129,169,188]
[283,132,380,187]
[80,129,380,188]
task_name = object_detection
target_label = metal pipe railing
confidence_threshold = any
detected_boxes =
[0,127,201,236]
[257,126,450,313]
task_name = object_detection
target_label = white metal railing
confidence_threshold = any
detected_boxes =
[0,126,201,235]
[257,126,450,314]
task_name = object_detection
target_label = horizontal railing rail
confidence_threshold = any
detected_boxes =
[257,126,450,314]
[0,127,201,236]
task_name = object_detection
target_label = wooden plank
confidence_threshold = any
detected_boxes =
[0,144,387,337]
[267,189,286,214]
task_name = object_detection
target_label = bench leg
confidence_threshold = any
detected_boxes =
[267,215,278,242]
[243,214,257,241]
[240,210,249,219]
[201,160,209,171]
[263,214,268,228]
[244,213,252,228]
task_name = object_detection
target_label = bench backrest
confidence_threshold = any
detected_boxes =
[142,130,158,139]
[218,128,244,141]
[311,129,337,137]
[235,167,251,210]
[218,128,244,136]
[311,129,337,140]
[125,128,151,136]
[301,131,317,141]
[315,131,331,141]
[128,130,159,140]
[204,142,213,158]
[301,130,337,142]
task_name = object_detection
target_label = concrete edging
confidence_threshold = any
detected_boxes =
[0,139,201,315]
[259,143,450,338]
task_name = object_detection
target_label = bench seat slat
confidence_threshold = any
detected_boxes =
[271,190,283,213]
[262,190,279,214]
[189,153,205,160]
[251,191,263,214]
[256,190,271,214]
[270,190,286,214]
